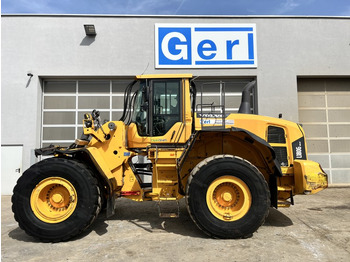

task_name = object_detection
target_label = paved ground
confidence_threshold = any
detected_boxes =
[2,187,350,262]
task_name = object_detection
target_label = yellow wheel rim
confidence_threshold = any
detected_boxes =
[30,177,77,223]
[206,176,252,222]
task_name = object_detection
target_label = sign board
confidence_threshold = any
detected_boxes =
[155,24,257,68]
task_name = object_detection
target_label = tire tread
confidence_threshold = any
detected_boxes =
[12,157,102,242]
[186,154,270,239]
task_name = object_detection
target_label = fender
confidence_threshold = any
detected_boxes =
[196,127,282,177]
[181,127,282,207]
[34,145,118,217]
[229,127,283,176]
[34,145,116,194]
[227,127,282,208]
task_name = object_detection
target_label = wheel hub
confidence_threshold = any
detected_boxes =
[30,177,77,223]
[52,193,63,204]
[222,192,232,202]
[206,176,252,222]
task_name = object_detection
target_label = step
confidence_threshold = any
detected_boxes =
[278,201,292,208]
[157,200,180,218]
[156,164,177,169]
[277,186,292,192]
[159,212,179,218]
[277,186,294,206]
[157,180,177,184]
[144,192,158,198]
[159,197,177,201]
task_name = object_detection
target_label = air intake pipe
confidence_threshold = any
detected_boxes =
[238,80,256,114]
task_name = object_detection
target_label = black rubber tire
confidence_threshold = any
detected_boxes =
[186,155,270,239]
[12,157,101,242]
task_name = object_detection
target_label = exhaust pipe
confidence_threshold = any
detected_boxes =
[238,80,256,114]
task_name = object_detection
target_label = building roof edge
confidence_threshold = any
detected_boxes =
[2,14,350,19]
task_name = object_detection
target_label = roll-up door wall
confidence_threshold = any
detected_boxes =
[42,80,132,147]
[298,78,350,184]
[42,78,255,147]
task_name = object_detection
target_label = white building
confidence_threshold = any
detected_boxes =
[2,14,350,194]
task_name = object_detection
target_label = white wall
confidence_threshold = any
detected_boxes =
[2,15,350,173]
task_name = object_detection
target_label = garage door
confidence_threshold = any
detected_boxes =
[42,79,132,147]
[298,78,350,184]
[42,78,255,147]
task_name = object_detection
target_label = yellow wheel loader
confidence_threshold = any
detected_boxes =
[12,74,328,242]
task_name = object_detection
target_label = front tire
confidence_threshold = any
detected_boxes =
[12,157,101,242]
[186,155,270,239]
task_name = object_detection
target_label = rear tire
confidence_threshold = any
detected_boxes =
[186,155,270,239]
[12,157,101,242]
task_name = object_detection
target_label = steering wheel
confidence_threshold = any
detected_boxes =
[153,116,165,136]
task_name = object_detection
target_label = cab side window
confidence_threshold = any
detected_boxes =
[152,80,181,136]
[132,80,149,136]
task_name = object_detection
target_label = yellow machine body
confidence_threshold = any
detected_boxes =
[81,74,327,208]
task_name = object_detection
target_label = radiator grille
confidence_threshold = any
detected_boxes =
[268,126,286,143]
[273,146,288,166]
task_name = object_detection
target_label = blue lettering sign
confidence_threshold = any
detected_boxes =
[226,40,240,60]
[158,27,191,65]
[156,24,257,68]
[198,40,217,60]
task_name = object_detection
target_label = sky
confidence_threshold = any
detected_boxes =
[1,0,350,16]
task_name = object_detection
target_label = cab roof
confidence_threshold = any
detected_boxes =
[136,74,193,79]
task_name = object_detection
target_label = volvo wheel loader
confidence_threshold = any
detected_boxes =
[12,74,328,242]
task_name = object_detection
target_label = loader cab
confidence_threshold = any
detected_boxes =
[132,79,181,137]
[127,74,193,148]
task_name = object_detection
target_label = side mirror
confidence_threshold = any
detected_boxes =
[142,85,149,102]
[141,101,149,112]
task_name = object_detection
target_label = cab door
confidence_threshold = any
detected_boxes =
[127,78,191,148]
[151,79,181,137]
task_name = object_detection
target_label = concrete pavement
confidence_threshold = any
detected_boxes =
[2,187,350,261]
